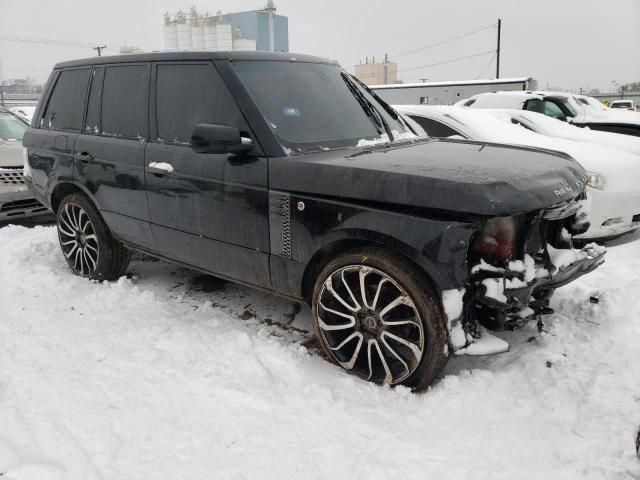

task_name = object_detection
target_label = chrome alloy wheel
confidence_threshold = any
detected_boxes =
[317,265,425,385]
[58,202,99,277]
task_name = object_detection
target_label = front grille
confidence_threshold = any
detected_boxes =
[0,169,25,185]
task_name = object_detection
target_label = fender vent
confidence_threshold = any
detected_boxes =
[281,194,291,258]
[269,191,292,259]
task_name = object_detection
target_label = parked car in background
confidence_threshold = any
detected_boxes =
[484,109,640,157]
[396,104,640,240]
[610,100,636,111]
[9,106,37,123]
[0,107,48,222]
[463,91,640,137]
[23,51,604,390]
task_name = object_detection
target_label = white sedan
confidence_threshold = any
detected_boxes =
[397,104,640,240]
[486,109,640,157]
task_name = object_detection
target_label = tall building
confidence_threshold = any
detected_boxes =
[355,60,399,86]
[163,3,288,53]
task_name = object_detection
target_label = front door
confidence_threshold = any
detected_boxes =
[145,61,270,287]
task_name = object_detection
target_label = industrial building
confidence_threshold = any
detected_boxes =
[355,59,399,86]
[162,2,288,53]
[370,77,536,105]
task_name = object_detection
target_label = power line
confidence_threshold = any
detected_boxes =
[0,35,104,48]
[388,23,497,60]
[474,52,497,79]
[394,50,496,74]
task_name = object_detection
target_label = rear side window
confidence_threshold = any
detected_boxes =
[155,63,247,145]
[101,65,149,139]
[41,68,91,131]
[84,67,105,134]
[409,115,462,138]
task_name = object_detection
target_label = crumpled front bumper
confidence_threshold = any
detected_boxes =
[471,243,606,327]
[503,245,605,306]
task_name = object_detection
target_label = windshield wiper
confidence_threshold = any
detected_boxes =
[341,72,392,141]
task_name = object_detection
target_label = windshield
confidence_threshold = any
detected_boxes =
[232,61,410,153]
[611,101,632,108]
[0,112,28,141]
[556,97,578,117]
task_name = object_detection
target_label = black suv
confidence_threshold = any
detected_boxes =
[23,51,604,390]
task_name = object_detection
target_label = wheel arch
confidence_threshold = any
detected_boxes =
[300,232,445,305]
[50,182,99,214]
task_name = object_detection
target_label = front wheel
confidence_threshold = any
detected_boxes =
[57,193,130,280]
[311,247,449,390]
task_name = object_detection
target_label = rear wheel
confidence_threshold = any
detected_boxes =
[57,193,130,280]
[311,247,448,390]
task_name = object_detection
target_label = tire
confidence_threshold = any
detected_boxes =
[311,247,448,391]
[56,193,130,281]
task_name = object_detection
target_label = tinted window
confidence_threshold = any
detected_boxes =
[101,65,148,139]
[409,115,462,138]
[525,99,545,114]
[41,68,91,131]
[155,63,248,145]
[543,101,566,119]
[0,112,28,140]
[84,67,105,134]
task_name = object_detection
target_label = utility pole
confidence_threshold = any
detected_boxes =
[384,53,388,85]
[93,45,107,57]
[265,0,276,52]
[496,18,501,79]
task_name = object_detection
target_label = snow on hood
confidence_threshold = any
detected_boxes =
[490,109,640,157]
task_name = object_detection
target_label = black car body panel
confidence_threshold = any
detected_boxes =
[270,139,587,217]
[23,51,603,354]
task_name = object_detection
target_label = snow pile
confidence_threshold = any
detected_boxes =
[1,225,639,479]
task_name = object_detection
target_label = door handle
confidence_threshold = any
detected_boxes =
[75,152,93,163]
[147,162,174,176]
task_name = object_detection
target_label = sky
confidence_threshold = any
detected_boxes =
[0,0,639,92]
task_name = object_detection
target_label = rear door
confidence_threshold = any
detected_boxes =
[26,67,91,199]
[145,61,270,286]
[74,64,153,249]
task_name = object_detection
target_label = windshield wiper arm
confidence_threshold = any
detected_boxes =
[341,72,392,140]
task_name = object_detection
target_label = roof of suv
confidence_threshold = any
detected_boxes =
[54,50,335,69]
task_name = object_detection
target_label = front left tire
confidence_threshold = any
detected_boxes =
[56,193,130,280]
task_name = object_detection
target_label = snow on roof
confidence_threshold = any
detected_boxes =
[370,77,531,90]
[466,91,541,109]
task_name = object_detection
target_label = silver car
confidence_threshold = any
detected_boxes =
[0,107,48,221]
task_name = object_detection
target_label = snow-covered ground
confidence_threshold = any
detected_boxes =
[1,225,639,479]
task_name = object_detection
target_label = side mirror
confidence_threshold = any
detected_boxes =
[191,124,254,154]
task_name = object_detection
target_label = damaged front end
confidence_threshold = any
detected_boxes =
[458,193,605,348]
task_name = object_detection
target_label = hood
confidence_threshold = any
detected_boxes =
[269,139,588,217]
[0,141,23,168]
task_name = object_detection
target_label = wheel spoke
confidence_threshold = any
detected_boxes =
[341,270,361,310]
[359,268,371,309]
[64,242,79,259]
[338,333,364,370]
[366,339,375,380]
[379,295,408,319]
[380,335,409,377]
[60,215,76,236]
[373,340,393,385]
[74,248,83,275]
[382,331,422,360]
[83,247,97,271]
[324,277,359,312]
[319,301,356,322]
[61,239,78,247]
[381,316,421,328]
[370,278,388,311]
